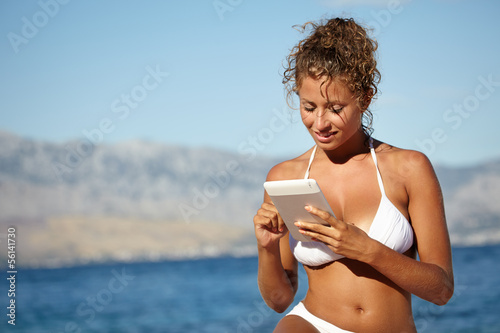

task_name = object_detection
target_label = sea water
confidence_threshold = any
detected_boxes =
[1,245,499,333]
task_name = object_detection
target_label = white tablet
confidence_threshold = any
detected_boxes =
[263,179,335,242]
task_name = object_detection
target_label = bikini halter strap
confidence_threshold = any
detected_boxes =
[368,137,386,195]
[304,145,317,179]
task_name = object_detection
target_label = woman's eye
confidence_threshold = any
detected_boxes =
[304,106,315,112]
[329,107,344,114]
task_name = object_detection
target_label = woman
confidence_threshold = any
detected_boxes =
[253,17,454,332]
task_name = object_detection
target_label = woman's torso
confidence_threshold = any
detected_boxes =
[280,142,417,332]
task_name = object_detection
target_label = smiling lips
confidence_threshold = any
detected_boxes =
[314,131,337,142]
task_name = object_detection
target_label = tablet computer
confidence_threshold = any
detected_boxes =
[263,179,335,242]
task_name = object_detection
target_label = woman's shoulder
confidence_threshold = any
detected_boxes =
[266,147,315,181]
[374,140,436,178]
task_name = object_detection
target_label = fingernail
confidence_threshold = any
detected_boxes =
[305,205,311,211]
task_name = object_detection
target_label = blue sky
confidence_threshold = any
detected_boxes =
[1,0,499,167]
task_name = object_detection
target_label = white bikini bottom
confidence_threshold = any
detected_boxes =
[286,302,354,333]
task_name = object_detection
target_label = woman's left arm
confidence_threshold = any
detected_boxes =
[364,152,454,305]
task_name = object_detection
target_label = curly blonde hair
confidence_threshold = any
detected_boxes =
[283,17,381,136]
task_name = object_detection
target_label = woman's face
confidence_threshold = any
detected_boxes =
[298,76,364,150]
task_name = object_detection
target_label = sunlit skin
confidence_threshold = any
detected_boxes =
[254,76,454,332]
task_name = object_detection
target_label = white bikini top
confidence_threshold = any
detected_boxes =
[289,140,414,267]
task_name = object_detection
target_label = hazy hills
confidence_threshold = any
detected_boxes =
[0,131,276,267]
[0,131,499,267]
[0,130,276,225]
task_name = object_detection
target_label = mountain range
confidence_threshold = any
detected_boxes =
[0,130,499,267]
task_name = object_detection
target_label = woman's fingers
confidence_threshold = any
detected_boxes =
[304,205,342,228]
[295,221,335,240]
[254,210,278,232]
[254,203,285,233]
[295,205,348,242]
[295,205,372,260]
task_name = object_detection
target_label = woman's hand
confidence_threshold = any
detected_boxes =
[253,202,288,249]
[295,205,376,262]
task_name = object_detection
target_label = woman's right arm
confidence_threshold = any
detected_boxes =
[255,199,298,313]
[254,197,298,313]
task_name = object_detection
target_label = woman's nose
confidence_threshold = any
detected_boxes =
[315,110,330,130]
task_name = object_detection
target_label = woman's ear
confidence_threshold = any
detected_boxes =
[361,88,374,111]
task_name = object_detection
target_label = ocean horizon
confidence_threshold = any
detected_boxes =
[1,244,499,332]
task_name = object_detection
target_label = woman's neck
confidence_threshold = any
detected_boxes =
[317,131,370,164]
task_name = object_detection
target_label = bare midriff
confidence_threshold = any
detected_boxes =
[302,256,417,332]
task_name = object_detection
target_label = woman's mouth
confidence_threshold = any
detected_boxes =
[314,131,337,143]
